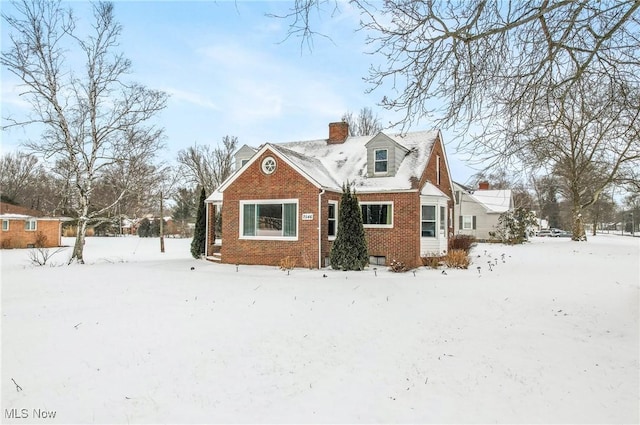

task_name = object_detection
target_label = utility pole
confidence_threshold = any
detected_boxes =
[160,191,165,253]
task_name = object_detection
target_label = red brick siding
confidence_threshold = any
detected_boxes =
[419,136,455,238]
[206,203,217,256]
[357,191,422,268]
[221,150,323,267]
[0,219,61,249]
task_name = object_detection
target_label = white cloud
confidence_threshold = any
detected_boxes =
[164,87,220,111]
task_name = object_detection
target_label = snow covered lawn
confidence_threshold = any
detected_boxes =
[2,235,638,423]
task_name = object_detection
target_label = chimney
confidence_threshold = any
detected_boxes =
[478,181,490,190]
[328,121,349,144]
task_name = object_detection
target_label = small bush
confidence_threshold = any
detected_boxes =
[422,255,441,269]
[34,231,48,248]
[28,247,65,266]
[279,256,297,271]
[1,238,13,249]
[444,249,470,269]
[389,259,409,273]
[449,235,476,253]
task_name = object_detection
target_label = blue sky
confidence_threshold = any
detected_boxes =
[1,1,477,183]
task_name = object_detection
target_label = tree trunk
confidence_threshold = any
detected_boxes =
[70,219,88,264]
[160,191,165,253]
[571,206,587,241]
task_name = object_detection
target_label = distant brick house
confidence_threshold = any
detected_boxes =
[0,202,67,249]
[205,122,455,269]
[453,181,514,240]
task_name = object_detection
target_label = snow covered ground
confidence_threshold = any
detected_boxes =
[1,235,638,424]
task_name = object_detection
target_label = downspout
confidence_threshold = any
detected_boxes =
[204,201,209,258]
[318,188,325,269]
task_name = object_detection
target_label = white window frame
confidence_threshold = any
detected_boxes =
[2,219,9,231]
[462,215,474,230]
[261,156,277,174]
[374,149,388,174]
[25,218,37,231]
[328,200,338,240]
[421,205,437,237]
[436,155,441,185]
[361,201,394,228]
[239,199,299,241]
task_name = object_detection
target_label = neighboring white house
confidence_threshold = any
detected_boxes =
[454,181,514,240]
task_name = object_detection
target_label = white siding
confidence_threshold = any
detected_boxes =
[420,195,448,255]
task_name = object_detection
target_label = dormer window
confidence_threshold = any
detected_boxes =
[374,149,388,174]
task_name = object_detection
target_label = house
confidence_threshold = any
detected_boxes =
[205,121,455,269]
[453,181,514,240]
[0,202,68,249]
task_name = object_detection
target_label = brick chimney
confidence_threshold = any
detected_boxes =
[478,181,490,190]
[328,121,349,144]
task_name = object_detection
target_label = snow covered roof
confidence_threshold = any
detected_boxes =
[277,130,441,192]
[468,190,513,213]
[0,213,32,219]
[210,129,444,200]
[421,181,451,199]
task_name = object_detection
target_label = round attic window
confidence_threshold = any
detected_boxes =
[261,156,277,174]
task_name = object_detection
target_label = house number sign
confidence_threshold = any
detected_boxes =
[302,213,314,220]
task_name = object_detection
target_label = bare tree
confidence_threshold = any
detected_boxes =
[279,1,640,241]
[1,1,167,263]
[512,80,639,240]
[0,151,39,203]
[176,136,238,194]
[341,107,382,136]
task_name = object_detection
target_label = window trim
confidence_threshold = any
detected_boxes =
[361,201,394,228]
[462,215,474,230]
[261,156,277,175]
[436,154,441,185]
[373,149,388,174]
[239,199,299,240]
[2,219,9,231]
[328,200,338,240]
[421,205,437,238]
[25,218,37,231]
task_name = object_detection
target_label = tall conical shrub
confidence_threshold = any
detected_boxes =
[191,187,207,259]
[330,183,368,270]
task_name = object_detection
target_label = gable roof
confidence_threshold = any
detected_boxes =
[208,129,445,202]
[470,190,513,213]
[279,129,441,192]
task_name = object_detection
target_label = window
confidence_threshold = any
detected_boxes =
[440,206,446,231]
[369,255,386,266]
[2,220,8,231]
[240,159,249,167]
[421,205,436,237]
[462,215,476,230]
[240,200,297,239]
[25,219,37,231]
[436,155,441,185]
[374,149,388,174]
[361,202,393,227]
[328,201,338,239]
[261,156,277,174]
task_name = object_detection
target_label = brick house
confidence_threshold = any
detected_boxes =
[0,202,67,249]
[205,122,454,269]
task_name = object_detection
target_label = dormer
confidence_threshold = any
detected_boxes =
[234,144,257,170]
[364,133,409,177]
